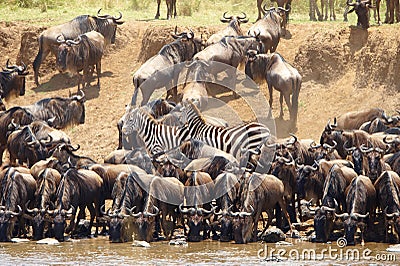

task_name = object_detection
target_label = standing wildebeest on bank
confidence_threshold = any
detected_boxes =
[335,175,376,245]
[376,0,399,24]
[131,30,203,106]
[248,7,286,53]
[257,0,292,21]
[23,90,86,129]
[0,167,36,241]
[56,31,104,91]
[321,0,336,20]
[155,0,177,19]
[206,12,248,46]
[33,9,123,86]
[48,166,103,241]
[246,51,301,128]
[347,0,375,29]
[0,60,29,109]
[374,171,400,243]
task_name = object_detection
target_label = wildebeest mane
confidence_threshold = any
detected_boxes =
[375,171,400,213]
[347,177,367,214]
[36,169,57,209]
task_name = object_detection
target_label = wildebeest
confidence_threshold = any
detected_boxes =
[376,0,399,24]
[257,0,292,22]
[105,172,153,243]
[248,7,287,52]
[131,176,184,242]
[131,29,202,106]
[48,165,103,241]
[206,12,248,46]
[181,61,211,109]
[333,108,388,131]
[155,0,177,19]
[0,60,29,106]
[360,144,388,183]
[56,31,104,91]
[27,167,61,240]
[33,9,123,86]
[335,175,376,245]
[321,0,336,20]
[0,107,35,163]
[346,0,375,29]
[23,90,86,129]
[180,171,215,242]
[374,171,400,243]
[213,171,240,242]
[103,148,154,174]
[50,143,97,169]
[234,172,292,244]
[0,167,36,241]
[246,51,301,128]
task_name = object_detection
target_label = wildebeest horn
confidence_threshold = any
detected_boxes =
[67,144,80,151]
[40,206,49,215]
[130,206,143,218]
[323,140,337,150]
[65,206,74,215]
[41,135,53,146]
[66,36,82,46]
[76,89,85,102]
[238,12,247,21]
[383,136,399,145]
[8,205,22,216]
[263,4,276,12]
[347,0,356,5]
[384,207,400,218]
[222,11,232,20]
[27,207,39,214]
[179,203,189,214]
[353,212,369,219]
[321,206,336,212]
[277,6,290,12]
[5,59,11,69]
[113,11,123,20]
[286,133,298,146]
[344,140,356,153]
[100,204,109,216]
[335,212,350,219]
[56,35,65,43]
[144,206,159,217]
[97,8,109,18]
[9,119,19,131]
[199,205,217,215]
[360,143,373,153]
[310,141,321,149]
[239,205,254,217]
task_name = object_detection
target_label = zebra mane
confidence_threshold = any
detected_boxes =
[138,107,159,124]
[185,101,206,124]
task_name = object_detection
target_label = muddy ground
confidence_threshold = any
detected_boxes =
[0,20,399,162]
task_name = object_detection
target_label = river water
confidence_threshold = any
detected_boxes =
[1,236,398,265]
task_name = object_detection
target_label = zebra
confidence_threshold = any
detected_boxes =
[181,101,271,160]
[121,106,190,156]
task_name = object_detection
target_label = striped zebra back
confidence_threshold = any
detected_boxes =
[124,107,190,156]
[183,102,270,160]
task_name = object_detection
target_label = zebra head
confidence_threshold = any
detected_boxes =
[121,106,140,135]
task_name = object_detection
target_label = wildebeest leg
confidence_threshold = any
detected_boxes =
[252,211,262,242]
[96,61,101,88]
[33,36,51,86]
[343,5,350,21]
[277,198,293,235]
[283,92,292,122]
[87,203,96,237]
[173,0,177,17]
[257,0,265,20]
[279,92,284,119]
[155,0,161,19]
[330,0,336,20]
[260,209,274,236]
[267,83,273,118]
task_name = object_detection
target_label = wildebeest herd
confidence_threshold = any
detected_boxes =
[0,1,399,251]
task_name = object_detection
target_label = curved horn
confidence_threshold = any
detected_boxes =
[56,35,65,43]
[8,205,22,216]
[353,212,369,219]
[239,205,254,217]
[277,6,290,12]
[97,8,109,18]
[67,144,80,152]
[144,206,159,217]
[383,136,396,145]
[360,143,373,153]
[76,89,85,102]
[130,206,143,218]
[286,133,298,146]
[335,212,350,219]
[65,206,74,215]
[179,203,189,214]
[222,11,231,20]
[344,140,356,153]
[113,11,123,20]
[321,206,336,213]
[263,4,276,12]
[238,12,247,20]
[26,207,39,214]
[66,36,81,46]
[323,140,337,150]
[310,141,321,150]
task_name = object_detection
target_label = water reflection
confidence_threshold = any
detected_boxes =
[0,237,397,265]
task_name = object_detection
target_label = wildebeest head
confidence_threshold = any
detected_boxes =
[344,142,363,175]
[56,35,82,73]
[27,207,50,240]
[347,0,375,29]
[310,205,336,243]
[296,164,318,200]
[0,206,22,242]
[102,206,130,243]
[95,9,124,44]
[220,12,249,24]
[335,212,369,245]
[232,206,254,244]
[360,144,385,183]
[47,207,74,242]
[1,59,29,100]
[131,206,159,242]
[180,204,215,242]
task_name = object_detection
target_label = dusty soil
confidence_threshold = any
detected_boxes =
[0,20,399,162]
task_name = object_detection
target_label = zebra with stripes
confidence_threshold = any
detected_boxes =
[181,101,271,160]
[121,106,190,156]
